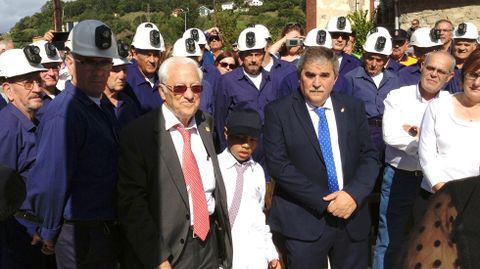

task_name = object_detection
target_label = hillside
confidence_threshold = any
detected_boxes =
[9,0,305,47]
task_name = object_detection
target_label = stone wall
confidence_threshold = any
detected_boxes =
[315,0,371,28]
[399,5,480,29]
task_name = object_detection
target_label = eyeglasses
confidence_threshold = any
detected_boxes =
[74,57,112,71]
[424,65,450,76]
[330,32,349,40]
[465,72,480,82]
[163,84,203,94]
[219,62,236,69]
[13,79,43,91]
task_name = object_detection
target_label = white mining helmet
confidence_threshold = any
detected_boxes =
[304,28,332,48]
[453,22,479,40]
[326,16,352,34]
[409,27,443,48]
[0,48,47,78]
[172,37,202,57]
[253,24,272,40]
[367,26,392,39]
[113,43,130,67]
[131,22,165,51]
[183,28,207,45]
[363,32,392,56]
[30,40,62,64]
[66,20,118,58]
[237,27,267,52]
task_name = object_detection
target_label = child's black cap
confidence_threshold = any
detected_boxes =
[226,108,262,138]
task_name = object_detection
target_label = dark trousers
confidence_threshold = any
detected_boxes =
[384,166,423,269]
[0,217,50,269]
[55,221,120,269]
[275,216,368,269]
[413,189,433,227]
[173,222,219,269]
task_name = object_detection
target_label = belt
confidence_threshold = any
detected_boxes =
[368,118,382,127]
[63,219,119,227]
[190,215,216,239]
[391,166,423,177]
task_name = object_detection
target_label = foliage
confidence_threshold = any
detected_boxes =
[8,0,306,49]
[347,9,375,56]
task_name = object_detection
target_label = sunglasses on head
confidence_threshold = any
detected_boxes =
[163,84,203,94]
[219,62,236,69]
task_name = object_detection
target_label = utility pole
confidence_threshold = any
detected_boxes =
[52,0,62,31]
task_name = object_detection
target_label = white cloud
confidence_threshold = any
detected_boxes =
[0,0,50,33]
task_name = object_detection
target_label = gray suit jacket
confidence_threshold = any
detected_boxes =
[117,107,233,269]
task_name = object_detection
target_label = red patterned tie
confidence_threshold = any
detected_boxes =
[176,124,210,241]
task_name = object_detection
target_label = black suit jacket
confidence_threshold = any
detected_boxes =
[264,90,380,241]
[117,107,232,269]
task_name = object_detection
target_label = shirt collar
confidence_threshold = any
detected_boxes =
[6,103,37,132]
[162,104,198,132]
[223,148,255,172]
[415,83,444,103]
[305,96,334,111]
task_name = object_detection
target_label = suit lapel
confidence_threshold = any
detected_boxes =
[154,109,189,208]
[292,91,325,163]
[331,94,347,173]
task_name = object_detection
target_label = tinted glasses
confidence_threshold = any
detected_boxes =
[219,62,237,69]
[163,84,203,94]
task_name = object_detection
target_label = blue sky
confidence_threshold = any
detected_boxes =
[0,0,75,33]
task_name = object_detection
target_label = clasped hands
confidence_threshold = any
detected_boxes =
[323,190,357,219]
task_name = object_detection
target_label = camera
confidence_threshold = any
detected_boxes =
[286,38,303,47]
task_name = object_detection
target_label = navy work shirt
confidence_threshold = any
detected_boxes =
[101,92,140,129]
[0,96,6,111]
[124,59,162,115]
[444,67,462,94]
[343,67,402,118]
[398,63,421,86]
[28,81,119,241]
[36,88,62,122]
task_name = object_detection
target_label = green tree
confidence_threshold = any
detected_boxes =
[347,9,375,55]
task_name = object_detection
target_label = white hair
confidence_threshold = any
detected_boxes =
[158,56,203,84]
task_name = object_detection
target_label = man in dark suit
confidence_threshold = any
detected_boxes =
[117,56,232,269]
[264,47,380,269]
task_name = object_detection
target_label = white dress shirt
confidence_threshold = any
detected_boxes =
[162,105,216,224]
[383,84,450,171]
[419,93,480,193]
[306,97,344,190]
[218,149,278,269]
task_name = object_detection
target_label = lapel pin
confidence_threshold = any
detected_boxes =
[205,126,211,132]
[341,107,345,112]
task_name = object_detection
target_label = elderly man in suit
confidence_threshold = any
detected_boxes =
[264,47,380,269]
[117,56,232,269]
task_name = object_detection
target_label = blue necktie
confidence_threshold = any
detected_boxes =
[314,107,339,193]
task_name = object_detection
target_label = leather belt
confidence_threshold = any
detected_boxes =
[368,118,383,127]
[392,166,423,177]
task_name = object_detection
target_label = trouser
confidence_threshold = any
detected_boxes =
[373,165,423,269]
[173,219,219,269]
[55,220,121,269]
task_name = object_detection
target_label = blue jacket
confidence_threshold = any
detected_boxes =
[124,59,163,115]
[264,91,380,241]
[343,67,402,118]
[398,63,421,86]
[201,64,221,116]
[339,52,362,78]
[28,81,119,241]
[385,58,404,74]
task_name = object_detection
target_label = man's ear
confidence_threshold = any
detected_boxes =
[3,82,14,102]
[158,84,167,101]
